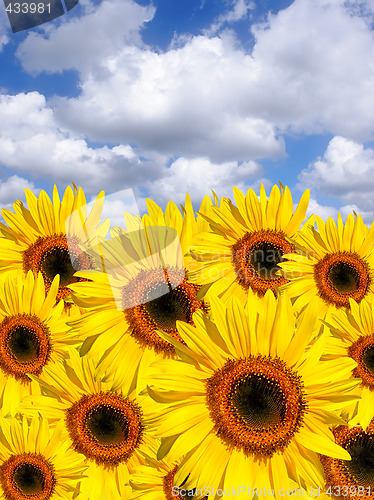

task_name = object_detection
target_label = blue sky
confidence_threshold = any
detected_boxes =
[0,0,374,223]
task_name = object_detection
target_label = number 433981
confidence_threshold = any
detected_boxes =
[326,486,371,497]
[6,3,51,14]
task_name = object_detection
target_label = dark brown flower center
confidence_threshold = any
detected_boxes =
[231,373,286,428]
[123,267,208,354]
[0,453,56,500]
[66,392,144,467]
[206,355,307,457]
[314,252,371,309]
[346,434,374,486]
[349,334,374,389]
[321,424,374,500]
[23,233,95,304]
[87,405,129,445]
[145,288,189,330]
[362,346,374,376]
[231,230,295,297]
[0,314,51,381]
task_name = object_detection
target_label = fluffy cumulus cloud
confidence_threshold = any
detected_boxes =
[147,156,265,208]
[251,0,374,139]
[2,0,374,215]
[0,91,164,196]
[0,175,39,218]
[0,92,263,213]
[13,0,374,167]
[0,175,38,205]
[52,34,285,162]
[298,136,374,223]
[16,0,155,75]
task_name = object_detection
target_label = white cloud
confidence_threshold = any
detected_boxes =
[225,0,256,22]
[0,92,268,214]
[250,0,374,139]
[147,156,264,208]
[298,136,374,224]
[0,175,39,216]
[0,3,10,52]
[0,92,164,196]
[51,33,285,162]
[301,198,370,226]
[339,203,374,224]
[207,0,256,33]
[305,197,338,222]
[298,136,374,198]
[0,174,38,205]
[1,0,374,213]
[16,0,155,75]
[13,0,374,165]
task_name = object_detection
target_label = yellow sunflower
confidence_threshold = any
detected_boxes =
[21,348,157,500]
[130,440,206,500]
[0,185,109,313]
[279,213,374,316]
[67,195,211,388]
[188,184,310,303]
[320,420,374,500]
[321,298,374,429]
[0,415,87,500]
[143,194,217,274]
[0,271,77,417]
[144,292,360,496]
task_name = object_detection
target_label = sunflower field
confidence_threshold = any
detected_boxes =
[0,183,374,500]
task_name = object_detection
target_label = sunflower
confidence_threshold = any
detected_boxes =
[279,213,374,316]
[0,185,109,313]
[144,292,360,496]
[320,420,374,500]
[0,415,87,500]
[21,348,157,500]
[188,184,310,303]
[321,298,374,429]
[67,195,211,388]
[130,440,206,500]
[0,271,77,417]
